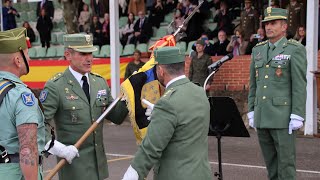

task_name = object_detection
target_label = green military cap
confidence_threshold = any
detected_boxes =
[154,46,185,65]
[196,39,205,46]
[262,7,287,23]
[0,27,27,54]
[63,34,97,53]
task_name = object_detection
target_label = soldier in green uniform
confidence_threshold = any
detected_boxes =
[122,46,212,180]
[239,0,259,41]
[40,34,128,180]
[0,27,45,179]
[247,7,307,180]
[287,0,305,38]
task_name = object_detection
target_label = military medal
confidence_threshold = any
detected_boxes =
[276,67,282,77]
[255,70,259,77]
[66,94,79,100]
[71,112,77,122]
[65,88,69,94]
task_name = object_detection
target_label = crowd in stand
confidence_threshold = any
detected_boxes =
[1,0,316,57]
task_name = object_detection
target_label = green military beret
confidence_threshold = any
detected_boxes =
[154,46,185,65]
[262,7,287,23]
[0,27,27,54]
[63,34,97,53]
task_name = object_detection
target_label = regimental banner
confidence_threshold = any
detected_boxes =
[21,58,133,89]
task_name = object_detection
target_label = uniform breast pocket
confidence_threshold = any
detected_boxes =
[63,103,83,124]
[254,61,264,81]
[270,60,290,81]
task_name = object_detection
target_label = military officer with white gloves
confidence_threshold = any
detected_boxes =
[247,7,307,180]
[122,46,212,180]
[40,34,128,180]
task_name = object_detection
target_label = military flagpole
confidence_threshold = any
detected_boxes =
[44,97,122,180]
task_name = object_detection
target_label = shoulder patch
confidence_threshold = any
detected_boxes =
[39,90,48,103]
[21,93,35,106]
[90,72,103,78]
[287,39,301,46]
[50,72,63,81]
[254,40,268,47]
[163,88,176,98]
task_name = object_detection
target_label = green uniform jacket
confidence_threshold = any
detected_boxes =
[0,72,45,180]
[287,3,305,36]
[189,53,212,86]
[132,78,212,180]
[41,68,128,180]
[248,38,307,128]
[240,8,259,40]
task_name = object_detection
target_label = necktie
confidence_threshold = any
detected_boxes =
[82,76,90,102]
[268,44,276,59]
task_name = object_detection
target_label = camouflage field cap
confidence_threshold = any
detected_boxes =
[63,34,97,53]
[262,7,288,23]
[0,27,27,54]
[153,46,185,65]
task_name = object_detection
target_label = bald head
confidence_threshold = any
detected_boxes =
[0,49,29,77]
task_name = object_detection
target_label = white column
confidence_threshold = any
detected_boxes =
[109,0,120,98]
[305,0,319,135]
[0,2,3,31]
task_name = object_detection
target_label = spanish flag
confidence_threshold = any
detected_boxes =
[120,35,176,144]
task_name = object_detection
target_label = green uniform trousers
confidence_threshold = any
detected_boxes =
[0,164,43,180]
[257,129,296,180]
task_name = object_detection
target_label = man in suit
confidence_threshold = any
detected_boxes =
[211,30,230,56]
[36,0,54,19]
[40,34,128,180]
[247,7,307,180]
[239,0,259,41]
[130,11,152,45]
[2,0,20,30]
[122,46,212,180]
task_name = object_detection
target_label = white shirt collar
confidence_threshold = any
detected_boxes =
[166,75,186,88]
[68,66,89,87]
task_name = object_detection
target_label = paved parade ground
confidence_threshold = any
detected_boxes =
[43,123,320,180]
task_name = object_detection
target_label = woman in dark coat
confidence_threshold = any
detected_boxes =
[36,8,53,48]
[22,21,36,43]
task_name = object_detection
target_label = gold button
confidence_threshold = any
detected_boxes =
[263,85,267,88]
[266,65,269,68]
[262,96,266,99]
[284,102,287,105]
[278,65,281,68]
[72,107,75,110]
[265,75,269,79]
[92,119,95,122]
[255,65,258,68]
[95,144,98,146]
[94,131,96,134]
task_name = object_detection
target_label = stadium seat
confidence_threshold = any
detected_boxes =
[31,35,41,46]
[56,46,65,57]
[92,45,100,57]
[96,45,110,57]
[46,47,56,58]
[164,13,173,23]
[121,44,135,56]
[136,43,148,53]
[119,16,128,28]
[151,27,167,41]
[28,47,37,59]
[14,3,22,12]
[57,33,65,45]
[51,33,58,45]
[176,41,187,53]
[208,23,217,31]
[186,41,196,55]
[36,47,47,58]
[28,2,37,11]
[28,12,37,22]
[19,12,29,22]
[20,2,30,12]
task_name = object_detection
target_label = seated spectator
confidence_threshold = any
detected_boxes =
[77,0,85,17]
[2,0,20,31]
[37,0,54,19]
[226,29,248,56]
[149,0,165,28]
[22,21,36,43]
[130,11,152,45]
[189,39,212,91]
[211,30,230,56]
[210,1,234,38]
[36,8,53,48]
[90,15,103,47]
[245,28,267,55]
[191,33,214,56]
[78,3,91,33]
[102,13,110,45]
[120,12,136,46]
[124,50,145,79]
[293,26,306,46]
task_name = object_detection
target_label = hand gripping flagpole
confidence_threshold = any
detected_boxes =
[45,96,121,180]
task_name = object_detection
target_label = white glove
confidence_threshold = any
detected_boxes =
[142,99,154,121]
[288,119,303,134]
[247,111,255,128]
[44,140,80,164]
[122,165,139,180]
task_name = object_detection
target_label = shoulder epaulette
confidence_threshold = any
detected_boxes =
[255,40,268,47]
[163,88,176,99]
[50,72,63,81]
[287,39,301,46]
[90,72,103,78]
[0,79,15,105]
